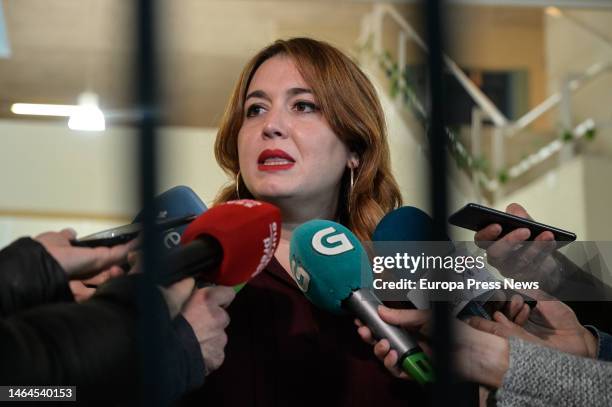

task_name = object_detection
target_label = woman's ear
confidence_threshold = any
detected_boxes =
[347,152,360,169]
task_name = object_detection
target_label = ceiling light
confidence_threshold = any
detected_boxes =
[11,103,78,117]
[67,92,106,132]
[11,93,106,132]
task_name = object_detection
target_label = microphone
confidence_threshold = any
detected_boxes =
[132,185,208,251]
[289,220,433,385]
[373,206,508,318]
[159,199,281,287]
[373,206,450,242]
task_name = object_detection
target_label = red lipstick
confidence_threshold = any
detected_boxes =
[257,149,295,171]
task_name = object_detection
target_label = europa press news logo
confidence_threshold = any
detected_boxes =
[290,226,354,293]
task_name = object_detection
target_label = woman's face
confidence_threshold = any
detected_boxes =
[237,55,352,205]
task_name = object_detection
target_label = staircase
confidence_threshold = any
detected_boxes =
[355,3,611,204]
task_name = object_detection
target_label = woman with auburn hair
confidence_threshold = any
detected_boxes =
[181,37,425,406]
[214,37,401,243]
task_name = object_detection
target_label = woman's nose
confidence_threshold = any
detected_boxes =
[262,109,288,139]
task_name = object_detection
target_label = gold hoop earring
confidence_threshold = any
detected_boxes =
[235,170,241,200]
[347,166,355,214]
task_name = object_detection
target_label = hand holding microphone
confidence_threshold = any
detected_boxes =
[62,190,283,378]
[289,220,434,385]
[124,194,283,376]
[182,285,236,375]
[173,199,280,374]
[356,305,512,389]
[162,198,281,287]
[355,306,432,380]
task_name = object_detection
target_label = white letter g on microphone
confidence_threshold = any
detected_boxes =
[312,227,354,256]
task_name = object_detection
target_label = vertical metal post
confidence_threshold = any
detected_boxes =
[424,0,452,405]
[135,0,164,405]
[425,1,477,406]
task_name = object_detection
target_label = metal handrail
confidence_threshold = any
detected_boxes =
[368,4,612,137]
[373,4,509,127]
[510,61,612,134]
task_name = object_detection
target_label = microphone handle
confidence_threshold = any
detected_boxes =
[159,235,223,286]
[344,288,434,385]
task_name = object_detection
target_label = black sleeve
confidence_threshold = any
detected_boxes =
[172,314,206,391]
[0,238,73,317]
[0,274,204,404]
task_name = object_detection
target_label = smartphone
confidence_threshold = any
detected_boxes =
[457,290,537,321]
[448,203,576,248]
[71,214,197,248]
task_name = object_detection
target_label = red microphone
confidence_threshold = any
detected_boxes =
[159,200,281,286]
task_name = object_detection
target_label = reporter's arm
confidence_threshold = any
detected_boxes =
[172,315,207,390]
[496,338,612,407]
[0,275,201,404]
[0,238,73,316]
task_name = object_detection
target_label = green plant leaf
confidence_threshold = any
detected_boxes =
[561,129,574,142]
[585,128,596,140]
[498,170,509,184]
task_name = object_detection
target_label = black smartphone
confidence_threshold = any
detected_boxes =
[458,290,537,321]
[71,214,197,248]
[448,203,576,248]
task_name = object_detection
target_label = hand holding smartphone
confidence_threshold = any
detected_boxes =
[448,203,577,312]
[448,203,576,248]
[71,215,196,248]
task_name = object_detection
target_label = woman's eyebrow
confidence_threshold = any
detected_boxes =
[245,90,270,102]
[245,87,312,102]
[287,87,312,97]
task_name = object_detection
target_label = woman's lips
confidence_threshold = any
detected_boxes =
[257,149,295,171]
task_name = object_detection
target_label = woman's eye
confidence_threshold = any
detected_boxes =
[246,104,265,117]
[294,101,319,113]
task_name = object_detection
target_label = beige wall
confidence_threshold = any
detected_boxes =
[0,120,138,219]
[583,156,612,241]
[0,120,228,246]
[545,9,612,155]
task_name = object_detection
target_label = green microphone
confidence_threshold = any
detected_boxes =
[289,220,434,385]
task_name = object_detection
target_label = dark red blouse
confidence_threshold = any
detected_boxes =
[181,256,428,406]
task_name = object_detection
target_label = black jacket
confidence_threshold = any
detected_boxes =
[0,237,204,405]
